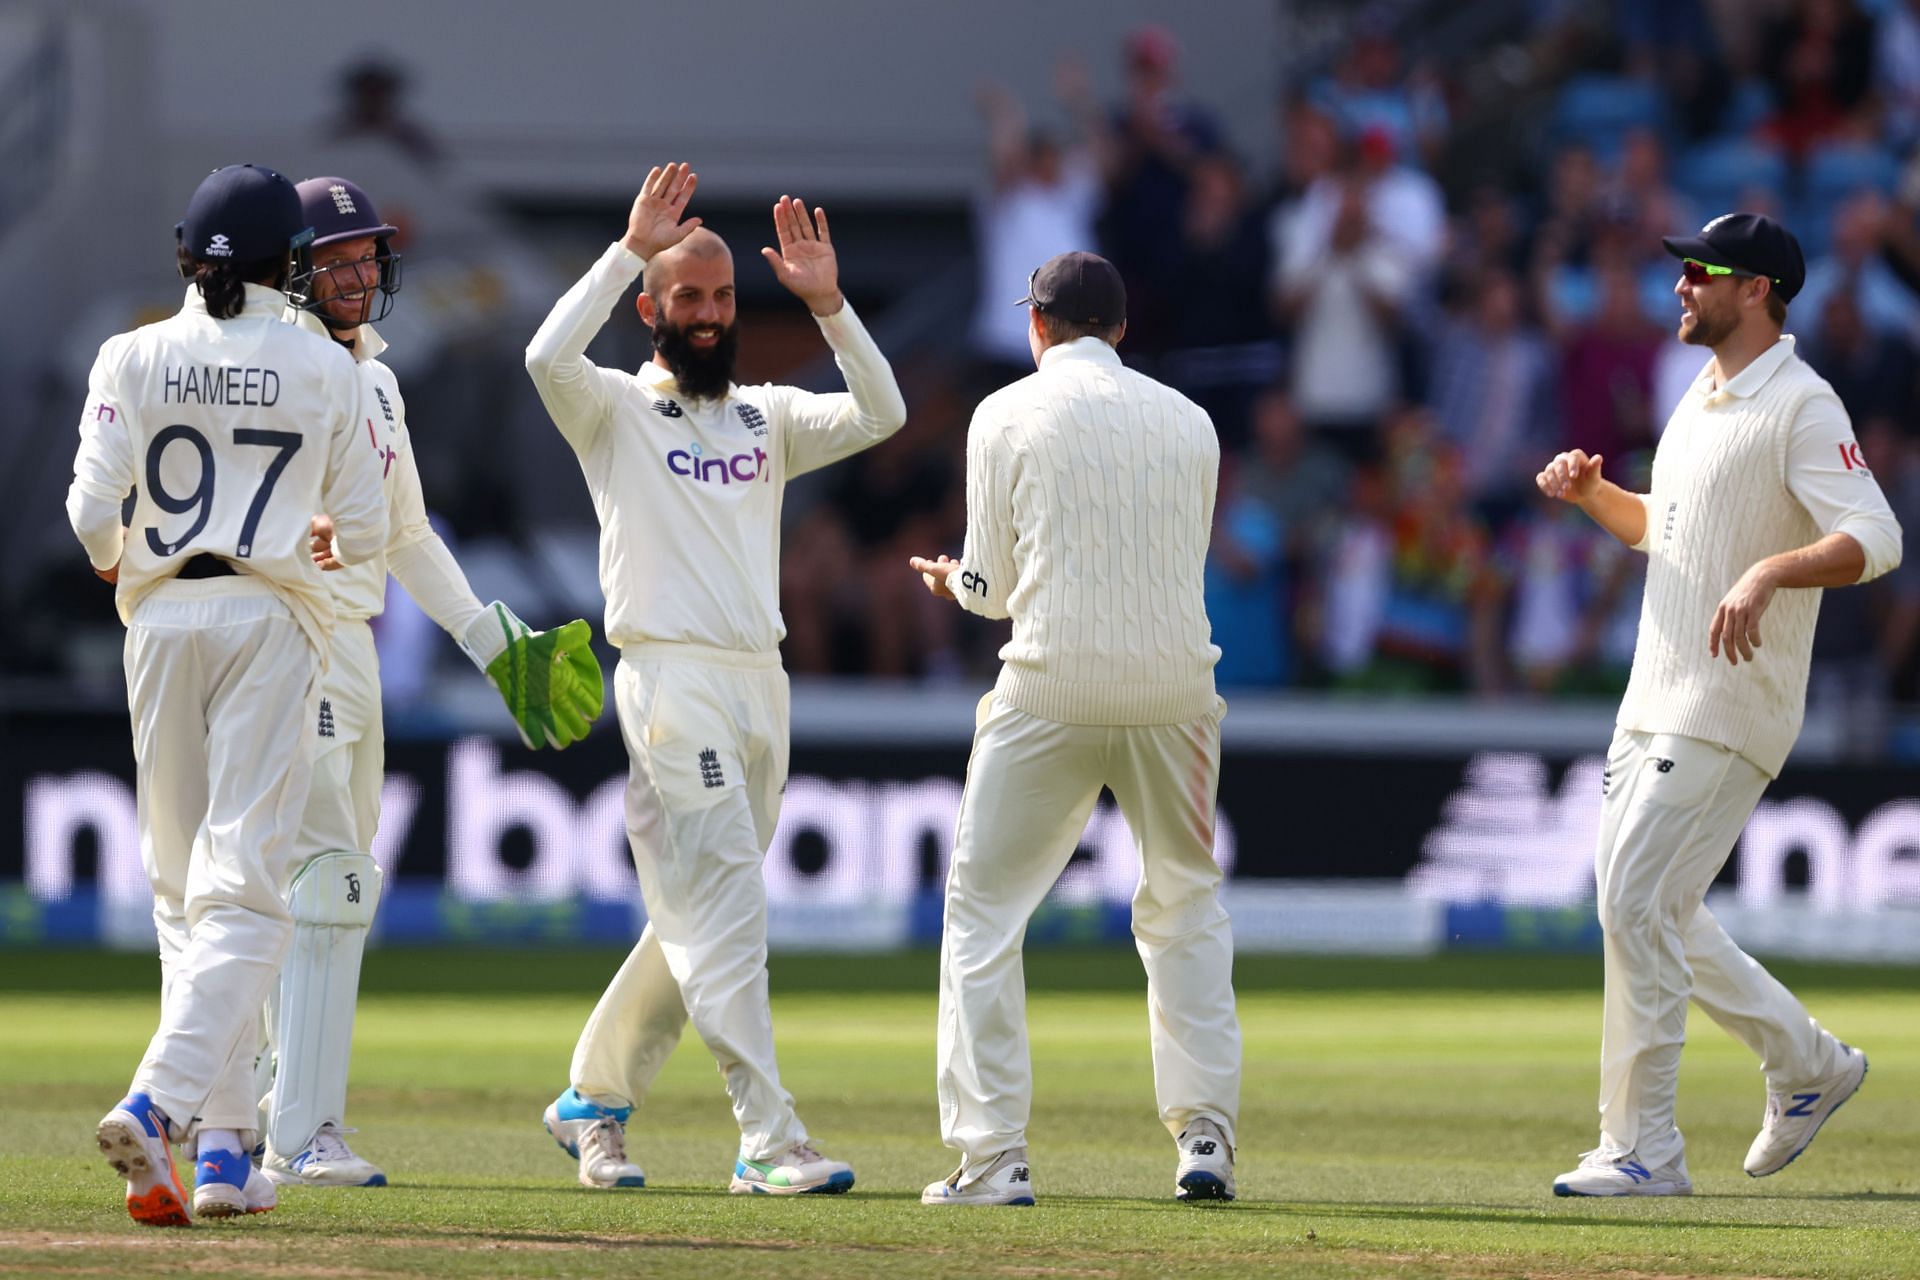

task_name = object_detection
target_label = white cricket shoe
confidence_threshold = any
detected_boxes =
[96,1094,191,1228]
[920,1146,1035,1206]
[544,1088,645,1189]
[262,1124,388,1188]
[1175,1117,1236,1202]
[242,1163,278,1214]
[1552,1148,1692,1197]
[730,1142,855,1195]
[1746,1042,1868,1178]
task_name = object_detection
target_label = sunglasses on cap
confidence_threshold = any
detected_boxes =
[1681,257,1773,286]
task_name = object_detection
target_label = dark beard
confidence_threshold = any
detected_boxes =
[652,316,738,401]
[1679,306,1734,348]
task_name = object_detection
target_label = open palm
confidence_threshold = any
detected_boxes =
[624,163,701,259]
[761,196,843,314]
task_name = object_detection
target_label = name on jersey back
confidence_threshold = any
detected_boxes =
[164,365,281,406]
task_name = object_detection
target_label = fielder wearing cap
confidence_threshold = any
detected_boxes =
[1536,211,1902,1198]
[910,251,1240,1206]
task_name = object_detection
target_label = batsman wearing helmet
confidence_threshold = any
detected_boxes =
[69,163,388,1225]
[248,175,606,1189]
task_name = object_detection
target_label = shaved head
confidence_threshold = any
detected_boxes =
[643,227,731,297]
[637,227,739,400]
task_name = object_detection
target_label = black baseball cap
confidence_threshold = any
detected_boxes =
[176,164,310,266]
[1661,212,1805,304]
[1016,251,1127,327]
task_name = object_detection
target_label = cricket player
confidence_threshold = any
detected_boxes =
[909,251,1241,1206]
[1539,213,1902,1197]
[524,163,906,1194]
[246,176,603,1190]
[68,164,388,1224]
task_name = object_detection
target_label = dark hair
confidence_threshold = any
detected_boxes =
[1037,311,1124,347]
[1765,291,1787,325]
[176,246,285,320]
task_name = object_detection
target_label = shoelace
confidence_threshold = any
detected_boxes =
[310,1126,358,1162]
[784,1143,824,1166]
[587,1118,629,1164]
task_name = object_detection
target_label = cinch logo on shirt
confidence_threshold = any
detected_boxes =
[666,441,769,485]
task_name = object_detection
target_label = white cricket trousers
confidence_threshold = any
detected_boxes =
[294,619,382,861]
[569,644,805,1161]
[1595,729,1845,1167]
[938,694,1241,1164]
[125,578,320,1136]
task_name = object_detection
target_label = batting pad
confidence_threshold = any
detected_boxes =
[266,850,382,1157]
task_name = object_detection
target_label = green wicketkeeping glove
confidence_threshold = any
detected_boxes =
[461,601,605,749]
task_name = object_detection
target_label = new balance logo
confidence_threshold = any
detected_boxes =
[1653,758,1675,773]
[1190,1140,1218,1156]
[699,749,724,789]
[1007,1167,1030,1183]
[653,399,684,419]
[736,403,767,436]
[1784,1093,1821,1117]
[345,872,362,904]
[317,698,336,738]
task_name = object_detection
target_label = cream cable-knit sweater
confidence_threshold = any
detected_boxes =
[1618,336,1902,776]
[954,337,1221,725]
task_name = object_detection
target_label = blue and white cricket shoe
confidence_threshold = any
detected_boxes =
[96,1093,191,1227]
[1175,1117,1236,1202]
[543,1088,645,1189]
[262,1124,387,1188]
[920,1146,1033,1206]
[1746,1042,1868,1178]
[192,1147,254,1218]
[731,1142,855,1195]
[1552,1148,1691,1197]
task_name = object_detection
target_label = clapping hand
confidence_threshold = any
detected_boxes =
[762,196,844,316]
[623,163,703,260]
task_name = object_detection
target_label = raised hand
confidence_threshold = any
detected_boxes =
[1536,450,1604,505]
[623,163,702,260]
[761,196,844,316]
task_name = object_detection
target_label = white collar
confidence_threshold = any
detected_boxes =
[1038,335,1122,371]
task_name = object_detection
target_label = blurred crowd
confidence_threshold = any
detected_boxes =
[780,3,1920,725]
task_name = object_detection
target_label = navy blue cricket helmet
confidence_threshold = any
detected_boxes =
[291,176,403,328]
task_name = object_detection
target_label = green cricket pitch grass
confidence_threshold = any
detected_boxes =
[2,949,1916,1279]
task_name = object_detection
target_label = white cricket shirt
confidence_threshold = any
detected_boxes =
[525,241,907,654]
[1618,335,1903,775]
[67,284,387,659]
[953,337,1221,725]
[291,315,487,639]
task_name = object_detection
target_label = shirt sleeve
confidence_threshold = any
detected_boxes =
[1786,392,1904,583]
[953,402,1017,621]
[1631,492,1657,554]
[381,444,487,638]
[525,240,643,454]
[66,343,136,571]
[321,361,389,567]
[774,302,908,479]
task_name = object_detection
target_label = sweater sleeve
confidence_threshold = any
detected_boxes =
[954,401,1017,620]
[1786,394,1904,583]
